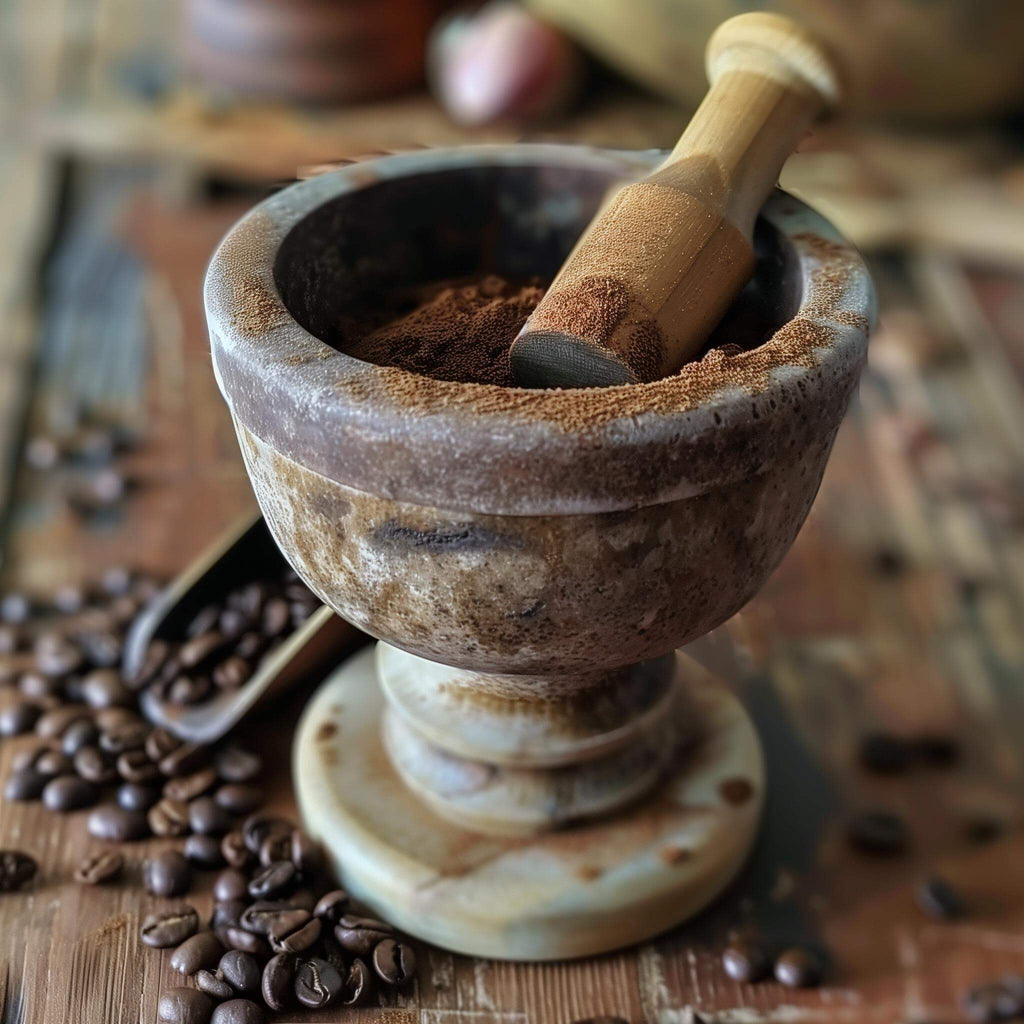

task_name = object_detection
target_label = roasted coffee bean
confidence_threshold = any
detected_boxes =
[19,671,61,701]
[81,669,130,708]
[185,834,225,869]
[128,640,171,690]
[74,745,117,784]
[171,931,224,975]
[341,956,372,1006]
[4,767,49,801]
[35,704,89,739]
[313,889,350,924]
[289,830,321,875]
[117,781,159,811]
[159,742,207,778]
[189,795,235,836]
[35,749,73,776]
[78,631,123,669]
[215,746,261,783]
[88,804,149,842]
[233,633,265,662]
[269,911,321,954]
[10,743,48,772]
[117,748,161,784]
[0,850,37,891]
[219,950,262,997]
[916,875,966,919]
[294,956,342,1008]
[774,947,823,988]
[858,732,913,775]
[286,888,315,912]
[223,927,268,958]
[210,999,264,1024]
[213,869,248,903]
[164,767,217,803]
[0,700,41,736]
[99,721,149,754]
[334,914,393,955]
[145,726,180,763]
[34,636,83,677]
[242,813,289,855]
[144,850,192,897]
[74,849,124,884]
[180,632,229,670]
[962,980,1024,1023]
[141,905,200,947]
[188,605,222,639]
[262,952,295,1011]
[196,969,234,1001]
[721,939,770,983]
[214,784,262,816]
[0,593,31,624]
[258,832,290,868]
[213,657,251,691]
[94,706,140,733]
[372,937,416,986]
[261,599,289,639]
[61,718,99,755]
[218,609,249,640]
[169,675,212,706]
[149,797,190,837]
[239,901,293,935]
[230,583,266,618]
[848,811,909,855]
[42,774,98,811]
[211,900,246,939]
[157,987,213,1024]
[221,831,253,870]
[248,861,296,899]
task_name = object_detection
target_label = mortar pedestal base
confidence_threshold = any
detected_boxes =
[294,645,764,961]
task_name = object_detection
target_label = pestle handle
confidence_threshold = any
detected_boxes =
[509,12,842,389]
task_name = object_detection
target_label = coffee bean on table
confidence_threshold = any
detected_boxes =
[334,914,394,955]
[189,795,234,836]
[0,699,41,736]
[74,746,117,784]
[196,969,234,1001]
[88,804,149,842]
[214,784,262,816]
[117,782,160,812]
[74,849,124,884]
[100,721,149,754]
[11,743,48,772]
[219,950,262,998]
[165,768,218,803]
[210,1000,264,1024]
[141,905,199,948]
[81,669,131,709]
[149,797,190,837]
[79,631,123,669]
[158,987,213,1024]
[916,875,966,919]
[774,947,823,988]
[213,869,248,903]
[5,767,50,801]
[144,849,192,897]
[294,956,342,1008]
[62,718,99,755]
[262,952,295,1011]
[248,861,296,899]
[269,911,321,954]
[0,850,37,891]
[223,927,268,958]
[215,747,261,783]
[19,671,61,701]
[721,939,770,983]
[341,958,372,1006]
[257,832,290,868]
[94,706,140,733]
[145,727,181,762]
[242,813,290,855]
[373,937,416,986]
[313,889,350,924]
[43,774,98,812]
[171,931,224,975]
[221,831,253,870]
[117,748,161,784]
[290,830,321,875]
[36,704,89,739]
[159,742,207,778]
[34,636,83,677]
[185,834,225,869]
[35,749,73,776]
[858,732,913,775]
[848,811,909,855]
[239,901,292,935]
[211,901,246,941]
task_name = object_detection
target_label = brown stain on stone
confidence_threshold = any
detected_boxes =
[719,777,754,805]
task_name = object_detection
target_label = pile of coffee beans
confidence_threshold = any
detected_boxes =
[1,567,417,1022]
[134,569,320,710]
[963,975,1024,1023]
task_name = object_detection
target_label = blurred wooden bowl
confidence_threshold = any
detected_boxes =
[182,0,447,105]
[527,0,1024,122]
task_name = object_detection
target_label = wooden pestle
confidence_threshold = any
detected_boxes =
[508,13,842,389]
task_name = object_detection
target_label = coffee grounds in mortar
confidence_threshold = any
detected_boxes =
[341,274,545,387]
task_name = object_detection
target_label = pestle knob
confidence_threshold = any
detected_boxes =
[509,12,842,389]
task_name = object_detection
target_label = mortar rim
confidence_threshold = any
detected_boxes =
[206,143,874,516]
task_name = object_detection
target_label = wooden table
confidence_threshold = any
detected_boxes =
[4,2,1024,1022]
